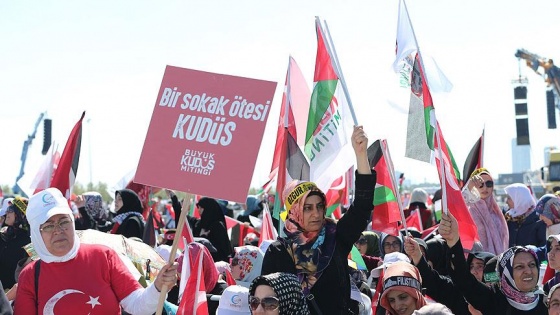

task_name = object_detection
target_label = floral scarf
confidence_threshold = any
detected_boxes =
[233,245,264,288]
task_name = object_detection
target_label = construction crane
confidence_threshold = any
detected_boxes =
[515,48,560,99]
[12,112,50,196]
[515,49,560,193]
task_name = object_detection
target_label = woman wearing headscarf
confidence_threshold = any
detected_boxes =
[165,192,233,262]
[439,211,548,314]
[403,188,435,229]
[194,197,233,262]
[231,245,264,288]
[379,261,427,315]
[504,183,546,248]
[111,189,145,239]
[0,197,30,290]
[547,283,560,315]
[249,272,309,315]
[355,231,382,273]
[462,168,509,255]
[536,194,560,237]
[14,188,178,314]
[544,234,560,294]
[261,126,375,315]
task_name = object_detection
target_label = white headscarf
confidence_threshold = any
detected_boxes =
[27,188,80,263]
[504,183,536,218]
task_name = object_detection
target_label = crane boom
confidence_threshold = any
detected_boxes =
[515,48,560,97]
[13,112,46,196]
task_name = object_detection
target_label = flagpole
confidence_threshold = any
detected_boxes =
[380,139,408,233]
[316,17,358,125]
[434,125,448,216]
[480,126,485,167]
[284,56,292,128]
[155,194,191,315]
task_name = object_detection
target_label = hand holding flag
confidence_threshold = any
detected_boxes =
[439,212,460,248]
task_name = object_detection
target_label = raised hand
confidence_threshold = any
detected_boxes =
[439,212,460,248]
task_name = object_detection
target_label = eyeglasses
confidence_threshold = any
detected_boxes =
[248,296,280,311]
[479,180,494,188]
[40,219,72,233]
[355,238,367,245]
[230,257,239,267]
[383,241,400,249]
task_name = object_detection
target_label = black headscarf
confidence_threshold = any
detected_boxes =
[196,197,227,231]
[115,189,143,215]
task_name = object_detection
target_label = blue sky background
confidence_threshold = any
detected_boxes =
[2,0,560,194]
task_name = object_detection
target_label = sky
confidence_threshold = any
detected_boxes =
[2,0,560,196]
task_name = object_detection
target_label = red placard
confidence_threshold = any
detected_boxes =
[136,66,277,202]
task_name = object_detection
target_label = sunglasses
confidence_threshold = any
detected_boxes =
[478,180,494,188]
[248,296,280,311]
[355,238,367,245]
[383,241,400,249]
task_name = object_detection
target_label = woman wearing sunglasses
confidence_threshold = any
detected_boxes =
[249,272,309,315]
[261,126,375,315]
[462,168,509,255]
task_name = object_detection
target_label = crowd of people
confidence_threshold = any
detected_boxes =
[2,125,560,315]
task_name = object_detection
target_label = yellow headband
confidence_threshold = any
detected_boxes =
[12,197,28,215]
[284,182,318,210]
[470,167,489,179]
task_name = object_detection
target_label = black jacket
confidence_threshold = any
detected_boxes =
[0,229,30,289]
[415,256,470,315]
[447,240,548,315]
[507,212,546,248]
[261,172,376,315]
[115,215,144,239]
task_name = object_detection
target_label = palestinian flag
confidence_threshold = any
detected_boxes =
[367,139,400,236]
[305,17,355,191]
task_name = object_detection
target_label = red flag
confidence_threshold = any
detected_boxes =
[272,57,311,220]
[403,208,423,232]
[270,57,310,179]
[50,111,85,199]
[224,269,237,286]
[177,246,209,315]
[258,204,278,246]
[178,217,195,252]
[434,123,479,249]
[31,145,61,194]
[368,140,400,235]
[226,216,257,248]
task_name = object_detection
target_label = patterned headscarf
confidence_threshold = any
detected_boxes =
[233,245,264,288]
[535,194,560,224]
[249,272,310,315]
[280,180,335,295]
[497,246,542,310]
[282,180,326,244]
[83,192,107,220]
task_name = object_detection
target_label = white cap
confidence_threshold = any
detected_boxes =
[0,198,14,216]
[27,188,73,227]
[216,285,251,315]
[370,252,411,278]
